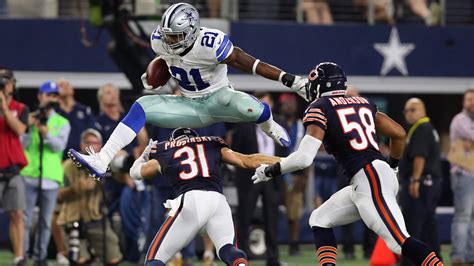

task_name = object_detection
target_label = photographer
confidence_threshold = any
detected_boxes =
[20,81,70,265]
[57,128,122,265]
[0,69,29,266]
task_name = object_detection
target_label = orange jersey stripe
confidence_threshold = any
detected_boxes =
[308,108,325,115]
[304,117,327,126]
[304,113,327,122]
[366,165,406,244]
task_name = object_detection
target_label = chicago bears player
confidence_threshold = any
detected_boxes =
[68,2,307,180]
[129,128,280,266]
[252,63,444,266]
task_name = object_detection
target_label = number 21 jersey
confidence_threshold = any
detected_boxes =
[303,96,386,177]
[151,136,228,196]
[151,27,234,98]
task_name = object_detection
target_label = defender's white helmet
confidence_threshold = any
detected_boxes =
[158,3,200,55]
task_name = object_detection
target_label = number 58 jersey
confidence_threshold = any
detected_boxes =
[151,27,234,98]
[303,96,386,177]
[151,136,228,196]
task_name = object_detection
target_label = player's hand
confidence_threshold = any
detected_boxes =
[251,164,272,184]
[141,139,158,161]
[291,76,310,102]
[141,73,154,90]
[409,181,420,199]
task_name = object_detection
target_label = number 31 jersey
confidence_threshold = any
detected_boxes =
[151,136,228,196]
[303,96,386,177]
[151,27,234,98]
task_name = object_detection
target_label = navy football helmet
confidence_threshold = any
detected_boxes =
[170,127,199,141]
[305,62,347,102]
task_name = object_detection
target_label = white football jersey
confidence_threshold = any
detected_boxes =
[151,27,234,98]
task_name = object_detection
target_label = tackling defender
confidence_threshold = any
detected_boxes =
[68,2,307,179]
[252,63,444,266]
[129,128,280,266]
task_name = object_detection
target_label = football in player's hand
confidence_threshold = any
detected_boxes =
[146,58,171,88]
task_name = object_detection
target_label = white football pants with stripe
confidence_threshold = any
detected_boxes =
[309,159,410,254]
[146,190,235,263]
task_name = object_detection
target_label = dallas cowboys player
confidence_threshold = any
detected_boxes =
[67,2,307,179]
[129,128,281,266]
[252,63,444,266]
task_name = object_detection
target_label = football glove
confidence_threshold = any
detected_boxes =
[281,73,310,102]
[130,139,157,180]
[251,164,272,184]
[141,73,154,90]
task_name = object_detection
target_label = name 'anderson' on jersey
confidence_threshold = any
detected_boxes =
[303,96,386,177]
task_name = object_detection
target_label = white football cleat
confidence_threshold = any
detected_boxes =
[67,147,108,180]
[265,121,291,147]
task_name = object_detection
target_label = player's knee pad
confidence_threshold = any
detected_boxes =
[218,244,248,266]
[309,208,330,228]
[145,259,166,266]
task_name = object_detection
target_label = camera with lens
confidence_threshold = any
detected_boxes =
[65,221,83,263]
[34,102,58,126]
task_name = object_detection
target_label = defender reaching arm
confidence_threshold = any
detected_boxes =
[130,139,281,180]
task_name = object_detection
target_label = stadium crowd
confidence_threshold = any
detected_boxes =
[1,67,473,266]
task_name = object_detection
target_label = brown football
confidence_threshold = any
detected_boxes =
[145,57,171,88]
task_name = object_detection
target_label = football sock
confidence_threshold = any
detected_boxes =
[402,237,443,266]
[312,226,337,266]
[218,244,248,266]
[99,102,146,165]
[256,101,271,123]
[145,260,165,266]
[99,122,136,165]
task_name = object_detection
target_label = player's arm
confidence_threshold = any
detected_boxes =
[375,112,406,167]
[222,47,308,100]
[129,139,161,180]
[137,159,162,179]
[253,125,324,183]
[221,147,281,169]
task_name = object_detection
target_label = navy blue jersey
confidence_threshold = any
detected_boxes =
[303,96,385,177]
[151,136,228,196]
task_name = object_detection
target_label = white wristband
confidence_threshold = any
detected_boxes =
[252,59,260,75]
[278,71,286,82]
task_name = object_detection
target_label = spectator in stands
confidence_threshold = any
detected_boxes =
[407,0,440,25]
[94,83,149,262]
[0,69,29,266]
[231,92,288,266]
[299,0,333,24]
[353,0,393,23]
[56,78,95,158]
[398,98,442,265]
[21,81,70,266]
[49,78,95,265]
[278,93,307,256]
[58,128,122,265]
[207,0,220,17]
[449,89,474,265]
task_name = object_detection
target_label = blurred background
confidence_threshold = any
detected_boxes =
[0,0,473,265]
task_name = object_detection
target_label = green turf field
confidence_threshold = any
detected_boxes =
[0,245,452,265]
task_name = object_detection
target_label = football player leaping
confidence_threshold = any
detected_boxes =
[129,128,281,266]
[68,2,307,179]
[252,63,444,266]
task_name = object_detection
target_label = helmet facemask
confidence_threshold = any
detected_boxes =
[159,4,200,55]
